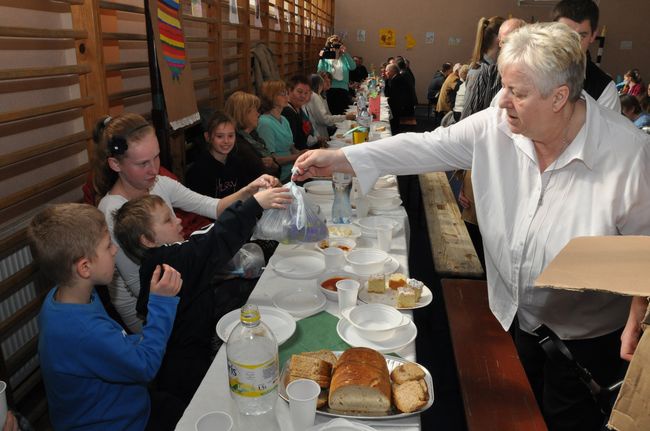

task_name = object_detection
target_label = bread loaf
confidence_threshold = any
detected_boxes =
[288,354,332,388]
[328,347,391,413]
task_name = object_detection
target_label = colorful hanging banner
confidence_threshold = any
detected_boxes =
[148,0,199,129]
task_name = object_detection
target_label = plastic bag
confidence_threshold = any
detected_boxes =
[253,182,328,244]
[223,243,266,279]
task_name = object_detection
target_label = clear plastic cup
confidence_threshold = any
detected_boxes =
[322,247,345,268]
[376,224,393,252]
[336,279,360,314]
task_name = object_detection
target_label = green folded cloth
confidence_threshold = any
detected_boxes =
[279,311,350,365]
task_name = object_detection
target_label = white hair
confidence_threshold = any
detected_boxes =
[498,22,585,102]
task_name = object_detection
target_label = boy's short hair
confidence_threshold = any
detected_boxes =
[551,0,599,32]
[286,74,310,90]
[28,204,107,285]
[113,195,166,263]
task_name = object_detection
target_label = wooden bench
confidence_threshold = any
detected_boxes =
[442,279,547,431]
[419,172,484,278]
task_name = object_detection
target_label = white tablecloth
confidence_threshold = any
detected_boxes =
[175,111,422,431]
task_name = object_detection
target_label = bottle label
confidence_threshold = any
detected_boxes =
[227,356,278,398]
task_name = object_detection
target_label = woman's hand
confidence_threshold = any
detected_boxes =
[253,187,292,210]
[345,112,356,120]
[150,264,182,297]
[458,187,471,209]
[621,296,648,361]
[292,149,353,181]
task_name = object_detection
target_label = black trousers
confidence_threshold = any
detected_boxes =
[513,325,627,431]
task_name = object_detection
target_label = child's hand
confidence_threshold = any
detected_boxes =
[246,174,281,194]
[254,187,292,210]
[150,264,182,297]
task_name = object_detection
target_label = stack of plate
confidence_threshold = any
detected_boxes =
[354,216,401,238]
[269,250,326,279]
[272,288,327,318]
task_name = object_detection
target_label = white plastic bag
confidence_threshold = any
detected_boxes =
[253,182,328,244]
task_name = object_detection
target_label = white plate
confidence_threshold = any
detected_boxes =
[279,352,434,419]
[337,317,417,353]
[354,216,401,238]
[272,288,327,318]
[327,224,363,239]
[358,285,433,310]
[216,305,296,344]
[306,418,376,431]
[305,180,334,195]
[269,250,326,279]
[344,255,400,278]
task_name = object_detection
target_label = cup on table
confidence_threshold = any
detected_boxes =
[375,223,394,252]
[322,247,345,268]
[286,378,321,430]
[0,381,6,428]
[336,279,360,314]
[355,196,370,218]
[195,410,233,431]
[352,129,369,144]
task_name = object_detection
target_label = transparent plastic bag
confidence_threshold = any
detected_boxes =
[253,182,328,244]
[224,243,266,279]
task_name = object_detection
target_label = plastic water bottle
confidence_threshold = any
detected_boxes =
[358,106,372,130]
[331,172,353,224]
[226,304,279,415]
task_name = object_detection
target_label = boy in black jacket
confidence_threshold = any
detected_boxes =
[113,188,288,404]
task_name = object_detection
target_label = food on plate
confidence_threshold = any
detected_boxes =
[390,362,429,413]
[396,287,417,308]
[407,278,424,301]
[301,349,338,368]
[288,354,332,388]
[390,362,426,384]
[318,239,351,252]
[328,225,355,237]
[328,347,392,413]
[367,273,386,293]
[321,276,351,292]
[388,273,407,290]
[375,125,386,132]
[392,379,429,413]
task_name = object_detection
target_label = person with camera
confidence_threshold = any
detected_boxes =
[317,35,356,115]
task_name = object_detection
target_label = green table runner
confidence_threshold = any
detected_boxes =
[279,311,350,365]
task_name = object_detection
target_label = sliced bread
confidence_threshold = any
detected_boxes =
[390,362,426,384]
[392,379,429,413]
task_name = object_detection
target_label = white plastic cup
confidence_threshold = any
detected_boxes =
[286,378,321,430]
[195,410,233,431]
[0,382,8,431]
[376,224,393,252]
[336,279,360,314]
[322,247,345,268]
[355,196,370,218]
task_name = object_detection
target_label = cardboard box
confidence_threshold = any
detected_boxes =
[535,236,650,431]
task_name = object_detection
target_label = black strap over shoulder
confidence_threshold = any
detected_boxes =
[533,324,623,415]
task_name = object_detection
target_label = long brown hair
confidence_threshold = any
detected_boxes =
[91,113,154,199]
[470,16,505,69]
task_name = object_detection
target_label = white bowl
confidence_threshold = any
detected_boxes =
[315,237,356,253]
[366,189,401,209]
[345,248,389,275]
[354,216,400,237]
[343,303,410,342]
[316,270,359,301]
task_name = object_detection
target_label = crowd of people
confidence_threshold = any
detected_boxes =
[19,0,649,430]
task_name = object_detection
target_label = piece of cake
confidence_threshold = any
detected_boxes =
[396,287,417,308]
[407,278,424,302]
[367,273,386,293]
[388,273,407,290]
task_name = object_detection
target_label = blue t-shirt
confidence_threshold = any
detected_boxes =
[38,288,178,430]
[633,112,650,129]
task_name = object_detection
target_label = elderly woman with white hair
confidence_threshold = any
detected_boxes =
[294,22,650,431]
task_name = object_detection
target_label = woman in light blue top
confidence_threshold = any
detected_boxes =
[317,34,356,115]
[256,80,304,182]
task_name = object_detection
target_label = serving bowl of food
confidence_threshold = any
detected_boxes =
[316,237,357,253]
[317,271,359,301]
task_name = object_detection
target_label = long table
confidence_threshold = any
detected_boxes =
[175,107,423,431]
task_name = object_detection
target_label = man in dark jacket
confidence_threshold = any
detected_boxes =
[426,62,452,123]
[385,64,415,134]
